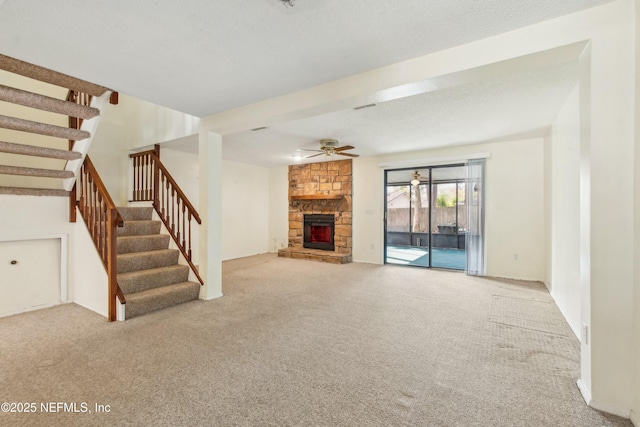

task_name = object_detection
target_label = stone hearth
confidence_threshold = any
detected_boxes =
[278,159,352,264]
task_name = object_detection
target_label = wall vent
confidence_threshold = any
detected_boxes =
[353,103,376,110]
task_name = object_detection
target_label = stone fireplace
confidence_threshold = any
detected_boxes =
[278,159,352,264]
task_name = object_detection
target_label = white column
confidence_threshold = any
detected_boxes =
[581,5,635,415]
[198,131,223,300]
[577,45,593,403]
[633,2,640,423]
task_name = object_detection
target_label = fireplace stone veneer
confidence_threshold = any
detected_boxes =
[279,159,352,263]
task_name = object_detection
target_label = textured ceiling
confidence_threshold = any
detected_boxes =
[222,60,579,167]
[0,0,611,117]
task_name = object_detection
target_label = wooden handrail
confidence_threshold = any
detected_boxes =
[75,155,124,321]
[130,149,203,285]
[130,150,201,219]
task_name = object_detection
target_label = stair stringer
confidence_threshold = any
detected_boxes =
[62,91,112,191]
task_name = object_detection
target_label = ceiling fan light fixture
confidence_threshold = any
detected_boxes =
[411,171,420,186]
[320,138,339,149]
[303,139,359,159]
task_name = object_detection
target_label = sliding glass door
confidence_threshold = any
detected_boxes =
[385,176,431,267]
[384,164,468,271]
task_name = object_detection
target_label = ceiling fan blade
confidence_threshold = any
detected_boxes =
[299,149,324,152]
[336,152,359,157]
[306,153,325,158]
[334,145,355,152]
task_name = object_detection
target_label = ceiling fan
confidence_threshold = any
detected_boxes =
[410,170,429,186]
[301,139,360,158]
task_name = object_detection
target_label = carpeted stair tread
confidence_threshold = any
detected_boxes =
[124,281,200,319]
[0,140,82,160]
[0,114,90,141]
[118,265,190,294]
[117,249,179,274]
[117,220,161,236]
[0,186,69,197]
[117,234,170,254]
[0,165,74,179]
[118,207,153,221]
[0,84,99,119]
[0,53,109,97]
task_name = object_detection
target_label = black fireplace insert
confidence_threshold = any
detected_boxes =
[303,214,335,251]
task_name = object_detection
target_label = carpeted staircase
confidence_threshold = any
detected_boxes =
[116,206,200,319]
[1,54,200,321]
[0,53,112,195]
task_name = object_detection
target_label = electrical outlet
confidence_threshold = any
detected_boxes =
[370,243,374,250]
[514,254,518,261]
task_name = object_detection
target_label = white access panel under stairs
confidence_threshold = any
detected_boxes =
[0,239,60,317]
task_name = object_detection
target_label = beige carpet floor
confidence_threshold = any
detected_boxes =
[0,254,632,426]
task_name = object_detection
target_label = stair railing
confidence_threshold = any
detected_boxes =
[67,89,91,224]
[75,155,125,321]
[130,148,203,285]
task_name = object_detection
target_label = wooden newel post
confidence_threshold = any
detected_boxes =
[107,207,118,322]
[153,144,160,209]
[69,182,77,223]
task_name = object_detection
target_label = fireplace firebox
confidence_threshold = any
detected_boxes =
[303,214,335,251]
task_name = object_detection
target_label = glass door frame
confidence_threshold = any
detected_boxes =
[383,163,466,269]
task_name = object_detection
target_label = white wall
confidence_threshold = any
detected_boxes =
[155,147,201,266]
[149,149,273,262]
[72,216,108,317]
[544,85,581,338]
[351,139,545,281]
[90,94,200,205]
[221,159,270,260]
[159,148,199,208]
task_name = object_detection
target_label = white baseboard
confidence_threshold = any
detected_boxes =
[0,301,61,319]
[200,292,223,301]
[630,409,639,426]
[116,299,125,322]
[73,299,107,319]
[577,379,591,404]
